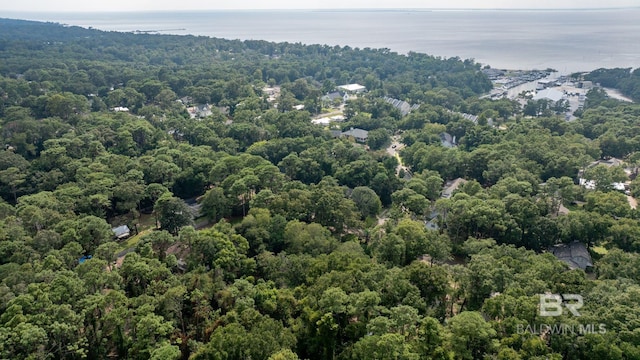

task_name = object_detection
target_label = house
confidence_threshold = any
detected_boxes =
[439,132,457,148]
[112,225,131,240]
[442,178,467,198]
[178,96,193,105]
[185,199,203,218]
[383,97,420,116]
[217,106,230,116]
[425,208,440,231]
[460,113,479,124]
[578,178,627,192]
[482,68,506,80]
[337,84,366,94]
[341,128,369,143]
[550,241,593,271]
[312,115,345,126]
[330,129,343,138]
[262,86,281,102]
[578,157,630,191]
[187,104,213,118]
[312,117,332,126]
[112,106,130,112]
[425,219,439,231]
[533,88,564,103]
[322,91,343,105]
[536,79,557,89]
[578,81,594,90]
[176,258,188,273]
[590,157,625,168]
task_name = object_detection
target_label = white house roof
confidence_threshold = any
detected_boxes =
[579,178,626,191]
[338,84,366,92]
[312,117,332,125]
[533,88,564,102]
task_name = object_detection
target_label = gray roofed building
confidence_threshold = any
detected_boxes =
[187,104,214,119]
[341,128,369,143]
[185,199,203,218]
[425,219,439,231]
[322,91,343,102]
[442,178,467,198]
[178,96,193,105]
[589,157,625,168]
[112,225,131,240]
[550,241,593,271]
[533,88,564,103]
[440,132,457,148]
[460,113,479,123]
[482,68,506,80]
[383,97,420,116]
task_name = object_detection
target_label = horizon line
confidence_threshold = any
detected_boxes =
[3,6,640,13]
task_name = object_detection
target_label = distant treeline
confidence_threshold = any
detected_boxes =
[585,67,640,102]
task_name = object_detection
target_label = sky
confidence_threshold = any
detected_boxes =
[1,0,638,12]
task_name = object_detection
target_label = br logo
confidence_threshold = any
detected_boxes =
[539,294,583,317]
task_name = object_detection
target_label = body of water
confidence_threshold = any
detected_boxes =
[4,9,640,73]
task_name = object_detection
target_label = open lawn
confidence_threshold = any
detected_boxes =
[137,213,157,230]
[117,228,154,252]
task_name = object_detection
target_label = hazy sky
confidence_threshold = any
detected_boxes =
[1,0,639,12]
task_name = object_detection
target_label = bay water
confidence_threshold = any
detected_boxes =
[4,8,640,73]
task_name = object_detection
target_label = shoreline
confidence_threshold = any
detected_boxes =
[2,9,639,74]
[603,88,634,102]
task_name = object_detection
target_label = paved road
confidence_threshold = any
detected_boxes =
[386,136,411,179]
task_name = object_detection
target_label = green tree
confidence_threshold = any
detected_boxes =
[200,187,231,223]
[448,311,497,360]
[351,333,420,360]
[351,186,382,219]
[0,167,26,202]
[76,215,114,254]
[283,220,337,256]
[584,191,630,218]
[367,128,391,150]
[154,193,194,235]
[373,233,406,267]
[268,349,300,360]
[583,164,628,192]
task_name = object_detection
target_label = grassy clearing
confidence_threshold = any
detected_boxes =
[592,246,608,255]
[137,213,157,230]
[565,202,585,212]
[118,228,154,252]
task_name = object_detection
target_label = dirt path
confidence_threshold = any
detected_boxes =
[628,195,637,209]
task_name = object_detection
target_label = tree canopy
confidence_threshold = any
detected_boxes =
[1,18,640,360]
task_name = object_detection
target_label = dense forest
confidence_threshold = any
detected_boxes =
[1,18,640,360]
